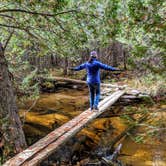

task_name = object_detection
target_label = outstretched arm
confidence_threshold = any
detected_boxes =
[98,62,117,71]
[71,63,86,71]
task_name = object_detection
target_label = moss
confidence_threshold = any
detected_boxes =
[138,94,155,105]
[42,81,54,89]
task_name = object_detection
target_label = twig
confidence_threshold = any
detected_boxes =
[44,16,68,32]
[54,18,68,32]
[109,113,148,150]
[22,98,39,126]
[3,30,14,51]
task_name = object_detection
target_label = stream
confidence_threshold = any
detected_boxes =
[19,88,166,166]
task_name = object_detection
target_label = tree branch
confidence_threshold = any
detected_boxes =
[3,30,14,51]
[54,18,69,32]
[44,16,68,32]
[0,23,39,39]
[0,23,24,30]
[0,9,77,17]
[0,14,15,19]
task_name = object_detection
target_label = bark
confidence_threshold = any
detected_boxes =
[112,42,118,67]
[63,57,68,75]
[0,43,27,159]
[123,50,127,70]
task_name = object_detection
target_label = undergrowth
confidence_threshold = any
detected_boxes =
[125,73,166,98]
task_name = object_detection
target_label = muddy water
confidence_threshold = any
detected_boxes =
[120,138,166,166]
[19,88,89,144]
[120,103,166,166]
[19,89,166,165]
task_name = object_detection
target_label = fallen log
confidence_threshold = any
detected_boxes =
[101,90,153,105]
[37,76,127,89]
[125,89,140,96]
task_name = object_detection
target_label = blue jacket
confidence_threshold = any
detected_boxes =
[74,58,116,84]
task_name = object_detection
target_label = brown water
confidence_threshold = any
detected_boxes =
[120,138,166,166]
[19,88,166,165]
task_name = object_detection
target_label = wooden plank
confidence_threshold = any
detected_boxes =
[23,91,125,166]
[3,111,90,166]
[3,90,123,166]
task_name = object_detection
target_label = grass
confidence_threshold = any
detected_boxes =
[124,73,166,97]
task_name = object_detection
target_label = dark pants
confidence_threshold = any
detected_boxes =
[88,83,100,109]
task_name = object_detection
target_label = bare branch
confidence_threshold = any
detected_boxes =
[0,14,15,19]
[0,23,24,29]
[54,18,69,32]
[22,97,39,126]
[0,23,39,39]
[0,9,77,17]
[3,30,14,51]
[44,16,68,32]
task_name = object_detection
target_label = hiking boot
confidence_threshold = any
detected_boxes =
[94,106,99,111]
[90,107,93,111]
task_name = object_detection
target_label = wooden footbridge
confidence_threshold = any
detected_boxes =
[4,77,129,166]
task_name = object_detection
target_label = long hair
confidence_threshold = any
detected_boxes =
[88,56,94,63]
[88,56,98,63]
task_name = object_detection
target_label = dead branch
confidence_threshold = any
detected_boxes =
[3,30,14,51]
[109,113,148,150]
[0,9,77,17]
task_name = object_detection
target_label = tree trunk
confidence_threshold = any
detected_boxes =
[0,43,27,159]
[123,50,127,70]
[112,42,118,67]
[63,57,68,75]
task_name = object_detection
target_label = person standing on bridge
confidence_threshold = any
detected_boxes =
[70,51,121,111]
